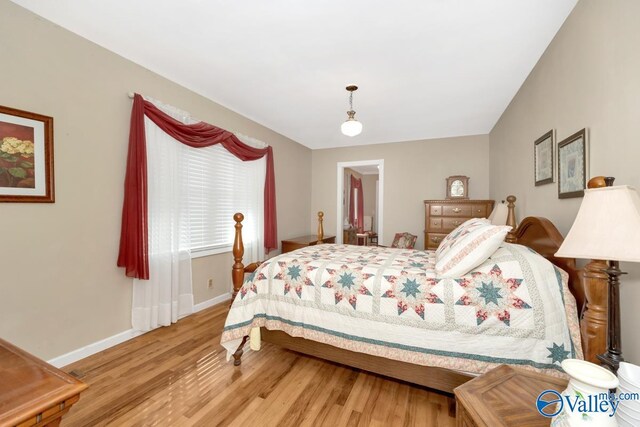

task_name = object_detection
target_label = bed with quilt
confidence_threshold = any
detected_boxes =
[221,218,583,383]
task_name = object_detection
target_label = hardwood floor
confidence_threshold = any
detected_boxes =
[61,303,456,426]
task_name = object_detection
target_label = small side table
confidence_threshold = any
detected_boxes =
[281,235,336,254]
[454,365,567,427]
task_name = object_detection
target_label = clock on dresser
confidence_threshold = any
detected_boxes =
[446,175,470,199]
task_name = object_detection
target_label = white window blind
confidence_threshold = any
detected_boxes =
[183,143,266,254]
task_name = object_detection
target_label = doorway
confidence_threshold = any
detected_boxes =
[336,159,384,245]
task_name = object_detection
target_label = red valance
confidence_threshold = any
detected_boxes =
[118,94,277,280]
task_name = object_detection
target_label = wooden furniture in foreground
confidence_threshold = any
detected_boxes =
[230,197,609,393]
[454,364,567,427]
[0,338,87,427]
[281,212,335,254]
[424,199,495,250]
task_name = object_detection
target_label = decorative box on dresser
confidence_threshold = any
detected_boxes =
[424,199,494,250]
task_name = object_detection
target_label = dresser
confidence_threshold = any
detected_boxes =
[424,199,494,250]
[281,235,336,253]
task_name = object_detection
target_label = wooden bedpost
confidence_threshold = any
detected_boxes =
[505,195,517,243]
[232,212,245,304]
[317,211,324,243]
[579,176,609,365]
[581,259,609,363]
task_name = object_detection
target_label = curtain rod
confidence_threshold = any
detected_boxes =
[127,92,135,99]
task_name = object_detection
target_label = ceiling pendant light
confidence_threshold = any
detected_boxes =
[341,85,362,137]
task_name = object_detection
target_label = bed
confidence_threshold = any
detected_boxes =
[221,198,608,393]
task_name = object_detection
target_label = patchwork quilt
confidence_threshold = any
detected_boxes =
[221,243,583,377]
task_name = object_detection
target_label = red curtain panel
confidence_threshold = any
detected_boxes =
[348,175,364,232]
[117,94,277,280]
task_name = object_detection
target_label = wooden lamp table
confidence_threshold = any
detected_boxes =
[454,365,567,427]
[281,235,336,254]
[0,338,87,427]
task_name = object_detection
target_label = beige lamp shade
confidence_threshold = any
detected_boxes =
[488,202,509,226]
[555,185,640,262]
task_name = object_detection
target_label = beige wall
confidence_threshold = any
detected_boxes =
[490,0,640,363]
[312,135,490,249]
[0,1,311,360]
[362,174,378,230]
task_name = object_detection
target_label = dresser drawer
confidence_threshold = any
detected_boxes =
[442,205,472,217]
[430,205,443,216]
[428,218,443,231]
[425,232,448,249]
[470,204,488,218]
[442,217,467,231]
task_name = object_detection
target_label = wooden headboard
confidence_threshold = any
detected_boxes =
[513,216,583,311]
[504,199,607,364]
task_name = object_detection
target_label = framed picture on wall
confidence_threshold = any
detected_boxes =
[0,105,54,202]
[534,130,554,186]
[558,128,588,199]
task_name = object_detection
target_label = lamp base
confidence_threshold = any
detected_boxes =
[597,351,624,373]
[597,262,625,374]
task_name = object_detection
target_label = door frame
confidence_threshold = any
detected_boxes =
[336,159,384,245]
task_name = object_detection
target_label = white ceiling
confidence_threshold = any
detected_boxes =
[12,0,577,149]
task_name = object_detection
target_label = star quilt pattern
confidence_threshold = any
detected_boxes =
[222,243,583,378]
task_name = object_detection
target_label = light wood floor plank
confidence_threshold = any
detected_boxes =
[61,302,456,426]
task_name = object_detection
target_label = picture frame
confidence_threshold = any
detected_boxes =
[0,105,54,202]
[534,130,554,186]
[445,175,469,199]
[558,128,588,199]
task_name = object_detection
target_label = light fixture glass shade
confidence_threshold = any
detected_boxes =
[341,118,362,137]
[488,203,509,226]
[555,185,640,262]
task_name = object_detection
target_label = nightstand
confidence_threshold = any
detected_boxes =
[454,365,567,427]
[281,235,336,254]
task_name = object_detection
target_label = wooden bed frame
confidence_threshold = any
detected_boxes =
[229,197,609,393]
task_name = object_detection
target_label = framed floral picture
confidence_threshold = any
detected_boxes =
[0,105,54,202]
[558,129,588,199]
[534,130,554,186]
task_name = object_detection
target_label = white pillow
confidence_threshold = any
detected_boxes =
[436,224,511,278]
[435,217,490,260]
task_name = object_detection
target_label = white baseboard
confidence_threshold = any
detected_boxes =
[47,293,232,368]
[193,292,231,312]
[47,328,144,368]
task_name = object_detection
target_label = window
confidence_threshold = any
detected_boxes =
[183,143,266,257]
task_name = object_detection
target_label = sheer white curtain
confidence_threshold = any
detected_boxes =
[131,98,195,332]
[234,133,266,264]
[130,99,268,332]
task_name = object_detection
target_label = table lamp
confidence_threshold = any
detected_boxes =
[555,177,640,372]
[488,201,509,226]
